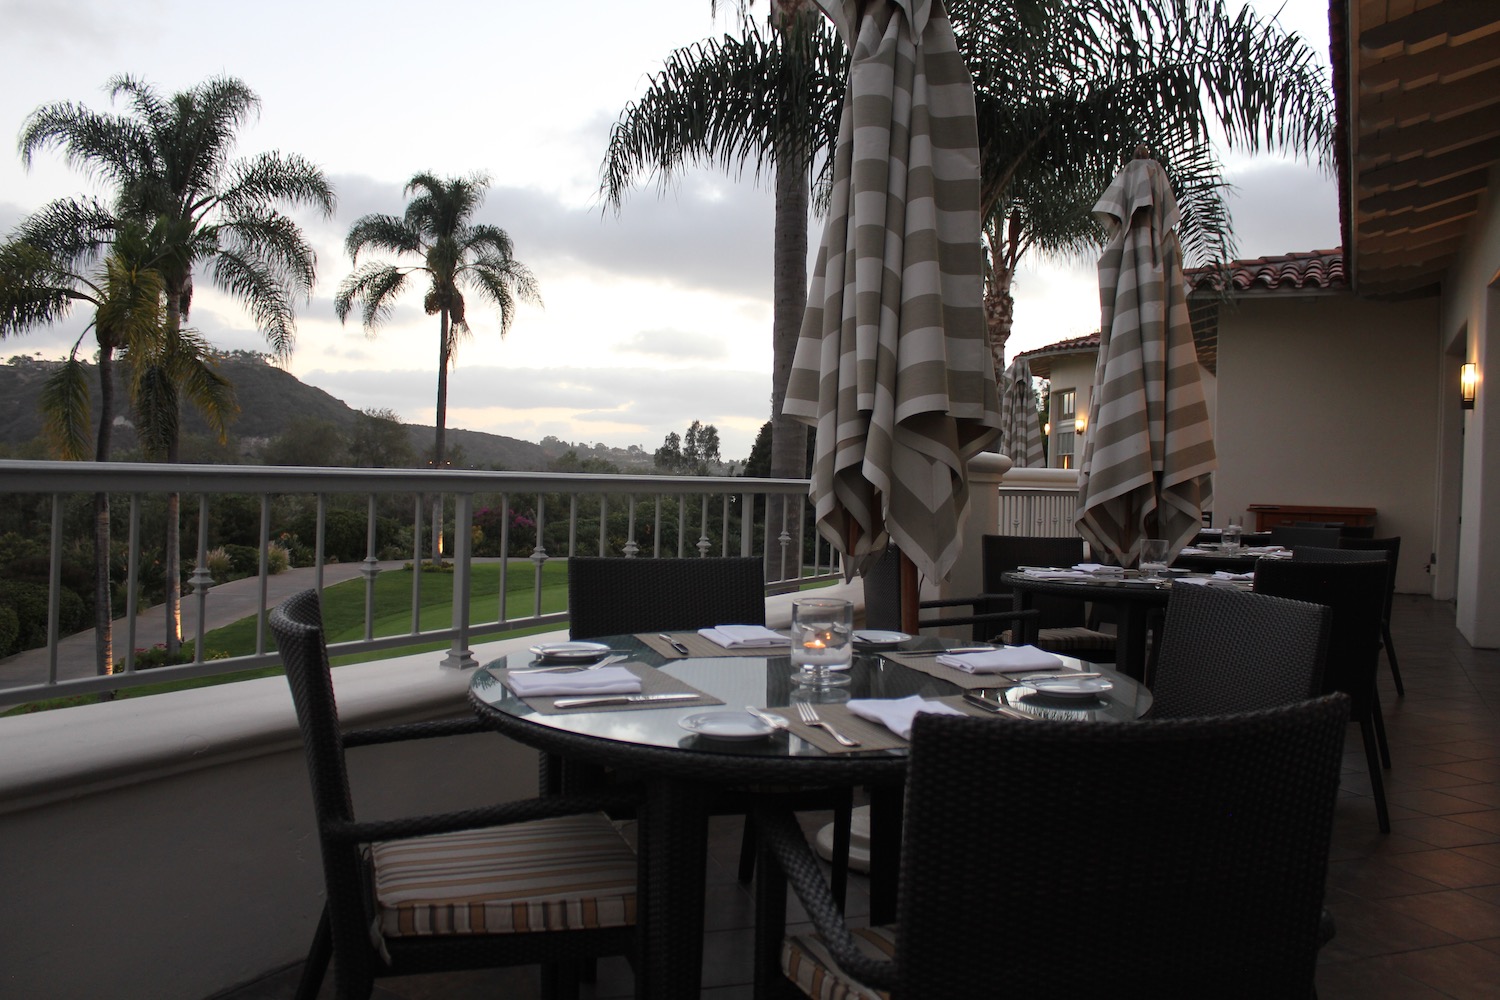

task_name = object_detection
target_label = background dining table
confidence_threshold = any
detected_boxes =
[468,631,1149,998]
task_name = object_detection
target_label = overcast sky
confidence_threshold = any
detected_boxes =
[0,0,1339,461]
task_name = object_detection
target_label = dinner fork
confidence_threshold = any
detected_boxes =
[795,702,861,747]
[509,654,627,674]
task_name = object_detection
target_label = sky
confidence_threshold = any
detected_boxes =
[0,0,1340,462]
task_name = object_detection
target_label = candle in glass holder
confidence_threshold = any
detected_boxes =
[790,597,853,686]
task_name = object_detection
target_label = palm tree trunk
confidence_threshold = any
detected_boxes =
[767,154,810,587]
[430,310,450,565]
[985,265,1014,379]
[94,343,115,677]
[163,286,185,655]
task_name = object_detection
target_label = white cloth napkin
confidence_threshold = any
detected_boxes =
[935,645,1065,673]
[504,665,643,698]
[1073,563,1125,575]
[1214,570,1255,581]
[847,695,966,739]
[697,624,791,648]
[1020,568,1091,580]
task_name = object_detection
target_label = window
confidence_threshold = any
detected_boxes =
[1053,389,1076,469]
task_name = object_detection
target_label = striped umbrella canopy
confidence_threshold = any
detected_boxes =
[998,357,1045,468]
[1075,152,1217,566]
[783,0,1000,590]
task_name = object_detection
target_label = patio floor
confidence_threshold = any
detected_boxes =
[216,594,1500,999]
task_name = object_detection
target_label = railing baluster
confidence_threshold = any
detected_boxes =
[531,494,547,620]
[498,492,510,624]
[124,494,141,675]
[257,495,271,656]
[361,494,379,642]
[442,492,475,669]
[410,494,423,635]
[315,494,327,596]
[190,494,213,665]
[46,493,62,685]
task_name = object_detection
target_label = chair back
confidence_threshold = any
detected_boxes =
[269,590,374,983]
[981,534,1088,628]
[862,545,905,632]
[1149,584,1330,718]
[566,556,765,639]
[1340,536,1401,622]
[1253,560,1386,707]
[1269,525,1342,549]
[896,696,1350,997]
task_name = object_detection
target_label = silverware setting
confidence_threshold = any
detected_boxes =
[552,691,701,709]
[744,705,790,732]
[659,633,692,655]
[795,702,861,747]
[899,645,999,657]
[963,693,1037,721]
[1010,671,1103,682]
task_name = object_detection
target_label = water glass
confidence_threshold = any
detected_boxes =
[1222,515,1244,553]
[1139,538,1170,581]
[790,596,853,687]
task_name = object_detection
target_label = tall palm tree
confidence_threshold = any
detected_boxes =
[19,74,335,652]
[600,6,845,579]
[335,172,541,561]
[1,202,166,676]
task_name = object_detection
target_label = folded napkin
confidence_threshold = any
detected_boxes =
[1020,568,1091,579]
[847,695,965,740]
[697,624,791,648]
[505,665,643,698]
[1214,570,1255,581]
[1073,563,1125,575]
[935,645,1065,673]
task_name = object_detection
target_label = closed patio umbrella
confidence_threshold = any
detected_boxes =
[998,356,1045,467]
[783,0,1000,620]
[1075,150,1216,565]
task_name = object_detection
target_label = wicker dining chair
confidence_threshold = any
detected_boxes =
[861,543,1038,640]
[1147,583,1330,719]
[1269,525,1343,549]
[758,696,1350,999]
[270,589,640,1000]
[1255,559,1392,832]
[1337,536,1405,696]
[566,555,766,639]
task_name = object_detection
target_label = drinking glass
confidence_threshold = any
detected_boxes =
[1222,515,1244,553]
[1138,538,1170,582]
[790,596,853,687]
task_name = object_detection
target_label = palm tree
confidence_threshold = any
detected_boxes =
[948,0,1333,367]
[1,202,166,676]
[19,74,336,652]
[335,171,541,561]
[600,5,845,579]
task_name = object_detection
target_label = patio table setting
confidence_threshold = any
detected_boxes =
[468,627,1148,997]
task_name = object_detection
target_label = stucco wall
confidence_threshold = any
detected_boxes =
[1437,162,1500,646]
[1212,293,1441,594]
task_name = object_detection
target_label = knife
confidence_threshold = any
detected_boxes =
[963,692,1037,720]
[659,633,692,655]
[900,646,1001,657]
[552,692,701,709]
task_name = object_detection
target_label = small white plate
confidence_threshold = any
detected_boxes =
[678,710,775,741]
[529,641,612,663]
[1026,677,1114,700]
[852,630,912,649]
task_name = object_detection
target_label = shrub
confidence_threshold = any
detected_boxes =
[266,542,291,575]
[0,604,19,657]
[0,580,85,651]
[223,544,260,576]
[206,546,233,582]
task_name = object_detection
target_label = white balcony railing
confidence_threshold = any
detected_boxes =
[0,460,840,708]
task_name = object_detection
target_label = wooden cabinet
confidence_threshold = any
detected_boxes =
[1247,504,1376,532]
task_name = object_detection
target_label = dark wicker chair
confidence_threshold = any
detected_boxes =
[1269,525,1343,549]
[1255,559,1393,832]
[758,696,1351,998]
[963,535,1119,661]
[1147,584,1330,719]
[270,589,639,1000]
[566,555,766,638]
[1338,536,1405,696]
[862,543,1038,640]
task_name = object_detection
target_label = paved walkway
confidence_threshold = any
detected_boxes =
[0,560,409,689]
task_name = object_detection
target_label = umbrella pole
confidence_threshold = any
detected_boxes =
[899,551,920,635]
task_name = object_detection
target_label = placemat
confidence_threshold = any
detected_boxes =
[762,695,997,754]
[637,631,790,659]
[500,660,723,714]
[879,650,1069,690]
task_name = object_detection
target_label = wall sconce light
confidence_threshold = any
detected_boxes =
[1074,413,1087,435]
[1461,363,1478,410]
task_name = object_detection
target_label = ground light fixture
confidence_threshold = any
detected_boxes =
[1461,362,1478,409]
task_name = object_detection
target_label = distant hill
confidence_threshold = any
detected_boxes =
[0,352,574,471]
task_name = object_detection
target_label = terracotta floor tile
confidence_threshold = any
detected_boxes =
[1382,888,1500,940]
[1380,942,1500,999]
[1383,849,1500,890]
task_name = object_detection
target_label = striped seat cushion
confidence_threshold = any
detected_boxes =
[370,813,636,938]
[782,924,897,1000]
[1000,626,1117,651]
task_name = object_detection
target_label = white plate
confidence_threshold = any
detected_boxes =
[529,641,612,663]
[678,711,775,741]
[1026,677,1114,700]
[852,630,912,649]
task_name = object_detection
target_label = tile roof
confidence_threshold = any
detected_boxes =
[1183,250,1347,293]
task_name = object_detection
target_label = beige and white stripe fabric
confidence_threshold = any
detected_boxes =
[1075,155,1217,566]
[783,0,1000,585]
[998,357,1045,467]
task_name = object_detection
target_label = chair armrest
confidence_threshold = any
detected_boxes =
[326,787,642,844]
[917,593,1010,610]
[918,607,1039,643]
[342,715,493,748]
[755,803,897,991]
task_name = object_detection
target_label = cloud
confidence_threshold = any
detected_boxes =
[617,328,730,362]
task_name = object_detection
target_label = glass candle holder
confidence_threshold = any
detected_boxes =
[789,596,853,687]
[1138,538,1170,582]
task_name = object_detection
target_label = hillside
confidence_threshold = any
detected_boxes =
[0,352,560,470]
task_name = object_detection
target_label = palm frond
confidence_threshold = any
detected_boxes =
[40,357,94,460]
[335,262,412,329]
[216,151,336,222]
[344,214,420,261]
[208,249,298,358]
